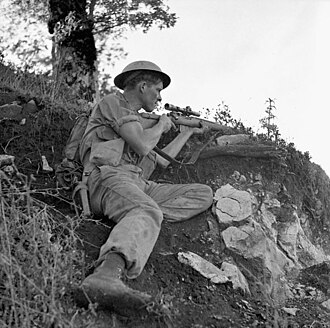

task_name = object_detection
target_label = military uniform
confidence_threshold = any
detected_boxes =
[80,92,213,279]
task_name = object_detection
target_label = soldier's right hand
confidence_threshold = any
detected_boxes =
[159,114,175,133]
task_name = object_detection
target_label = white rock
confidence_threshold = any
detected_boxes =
[277,211,300,263]
[177,251,250,293]
[222,220,295,301]
[282,307,299,316]
[220,261,250,294]
[178,251,228,284]
[216,134,250,146]
[231,171,240,180]
[239,175,247,183]
[41,155,53,172]
[0,155,15,167]
[321,299,330,310]
[2,165,15,175]
[214,184,253,224]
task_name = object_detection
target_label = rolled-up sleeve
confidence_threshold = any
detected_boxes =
[98,95,140,134]
[117,115,139,128]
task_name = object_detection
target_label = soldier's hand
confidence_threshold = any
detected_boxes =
[159,114,176,133]
[180,123,209,135]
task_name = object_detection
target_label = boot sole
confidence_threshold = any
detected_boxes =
[74,275,152,316]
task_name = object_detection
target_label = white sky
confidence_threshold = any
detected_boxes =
[110,0,330,177]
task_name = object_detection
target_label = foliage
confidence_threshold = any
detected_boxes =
[88,0,177,34]
[0,167,86,328]
[0,0,177,87]
[0,0,52,74]
[204,101,253,135]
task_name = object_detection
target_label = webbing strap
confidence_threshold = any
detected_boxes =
[153,132,222,166]
[72,171,92,218]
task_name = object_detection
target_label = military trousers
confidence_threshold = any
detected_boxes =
[87,164,213,279]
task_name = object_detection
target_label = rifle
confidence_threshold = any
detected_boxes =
[140,103,235,135]
[140,103,237,165]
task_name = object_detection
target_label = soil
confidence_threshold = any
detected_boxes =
[1,88,330,328]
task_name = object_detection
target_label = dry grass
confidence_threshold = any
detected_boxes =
[0,165,91,327]
[0,61,91,117]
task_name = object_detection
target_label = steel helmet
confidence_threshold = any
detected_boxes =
[114,60,171,90]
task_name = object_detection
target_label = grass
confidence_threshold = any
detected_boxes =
[0,61,91,117]
[0,163,89,327]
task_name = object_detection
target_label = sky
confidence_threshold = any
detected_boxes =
[109,0,330,177]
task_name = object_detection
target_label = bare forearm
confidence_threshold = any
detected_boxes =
[120,118,171,156]
[156,130,193,168]
[140,121,169,154]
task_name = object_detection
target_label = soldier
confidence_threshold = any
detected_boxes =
[78,60,213,313]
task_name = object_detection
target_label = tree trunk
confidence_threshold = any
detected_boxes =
[48,0,97,102]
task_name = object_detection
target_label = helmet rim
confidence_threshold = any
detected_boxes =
[114,60,171,90]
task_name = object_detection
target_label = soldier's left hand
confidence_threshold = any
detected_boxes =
[179,123,209,135]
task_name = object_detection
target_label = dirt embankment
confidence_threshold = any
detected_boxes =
[1,86,330,328]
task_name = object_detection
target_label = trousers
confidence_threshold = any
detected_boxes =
[87,164,213,279]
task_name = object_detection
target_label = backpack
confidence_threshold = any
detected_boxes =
[56,112,93,217]
[56,113,90,190]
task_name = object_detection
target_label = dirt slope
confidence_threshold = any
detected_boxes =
[1,86,330,328]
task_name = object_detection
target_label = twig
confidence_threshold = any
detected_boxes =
[4,135,22,153]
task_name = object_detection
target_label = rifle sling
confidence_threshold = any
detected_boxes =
[153,147,183,165]
[153,131,222,166]
[184,131,222,165]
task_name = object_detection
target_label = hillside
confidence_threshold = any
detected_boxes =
[1,64,330,328]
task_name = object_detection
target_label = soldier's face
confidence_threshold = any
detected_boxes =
[141,81,163,112]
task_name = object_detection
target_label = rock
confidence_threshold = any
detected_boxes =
[282,307,299,315]
[41,155,53,172]
[178,251,228,284]
[296,228,330,266]
[231,170,240,180]
[239,175,247,183]
[213,184,254,224]
[0,103,22,120]
[0,154,15,168]
[277,211,300,263]
[222,221,294,274]
[177,251,250,293]
[2,165,15,176]
[23,99,38,114]
[321,299,330,310]
[254,173,263,181]
[216,134,251,146]
[259,202,278,241]
[220,261,250,294]
[222,220,295,301]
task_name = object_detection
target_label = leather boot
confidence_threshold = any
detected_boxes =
[76,253,152,316]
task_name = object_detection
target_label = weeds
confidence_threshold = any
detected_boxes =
[0,61,90,114]
[0,165,89,327]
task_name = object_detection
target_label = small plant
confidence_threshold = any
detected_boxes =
[0,166,87,327]
[259,98,280,143]
[203,102,253,135]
